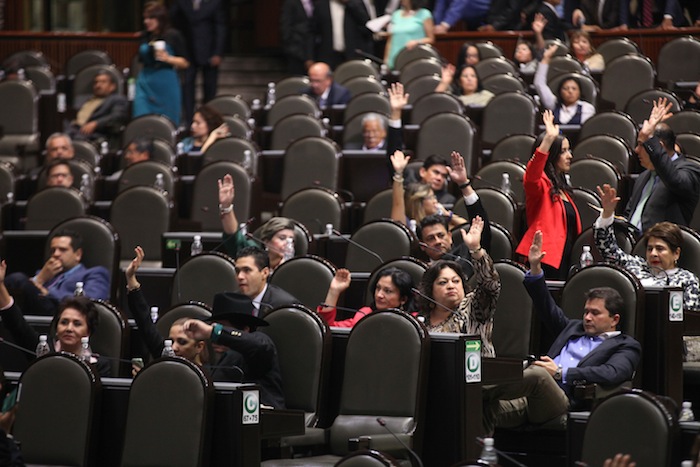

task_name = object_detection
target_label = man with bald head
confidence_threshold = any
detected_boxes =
[623,98,700,232]
[301,62,351,108]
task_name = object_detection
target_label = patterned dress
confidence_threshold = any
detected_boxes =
[422,253,501,357]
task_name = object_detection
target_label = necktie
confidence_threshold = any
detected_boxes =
[629,171,656,228]
[193,0,202,11]
[641,0,653,27]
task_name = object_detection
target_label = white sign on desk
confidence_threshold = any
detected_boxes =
[465,339,482,383]
[669,290,684,322]
[242,390,260,425]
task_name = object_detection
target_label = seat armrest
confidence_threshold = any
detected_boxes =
[349,434,411,452]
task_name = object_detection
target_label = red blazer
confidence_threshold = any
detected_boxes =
[516,148,582,268]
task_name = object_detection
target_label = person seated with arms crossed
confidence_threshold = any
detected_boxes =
[482,230,641,433]
[318,267,418,327]
[416,216,500,357]
[0,259,111,376]
[4,230,110,316]
[67,70,128,143]
[126,246,285,408]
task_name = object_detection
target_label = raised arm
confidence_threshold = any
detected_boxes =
[0,261,40,351]
[126,247,166,358]
[533,44,558,110]
[219,174,238,234]
[318,269,351,316]
[390,150,410,225]
[461,216,500,324]
[435,63,455,94]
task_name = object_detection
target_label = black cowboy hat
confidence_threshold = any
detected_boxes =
[208,292,269,328]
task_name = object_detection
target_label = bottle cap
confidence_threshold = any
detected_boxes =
[76,281,84,288]
[583,246,590,252]
[81,336,89,344]
[39,334,47,342]
[484,437,494,446]
[194,235,201,241]
[683,401,692,408]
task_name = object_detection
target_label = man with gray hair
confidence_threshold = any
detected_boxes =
[345,113,388,150]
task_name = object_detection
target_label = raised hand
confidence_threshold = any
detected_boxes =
[596,184,620,218]
[388,82,409,119]
[329,268,351,294]
[640,97,673,139]
[440,63,455,85]
[448,151,469,186]
[0,260,6,284]
[125,246,145,285]
[218,174,235,207]
[541,42,557,64]
[390,150,410,175]
[531,12,547,35]
[528,230,546,274]
[461,215,484,251]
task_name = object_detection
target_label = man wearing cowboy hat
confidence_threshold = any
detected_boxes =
[184,291,286,409]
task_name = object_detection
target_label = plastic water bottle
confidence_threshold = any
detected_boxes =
[479,437,498,465]
[5,192,13,205]
[80,336,92,363]
[242,149,252,172]
[154,173,165,193]
[162,339,176,357]
[191,235,203,256]
[56,92,67,113]
[325,223,334,236]
[79,174,92,203]
[100,141,109,157]
[176,141,185,157]
[409,219,417,235]
[265,82,276,109]
[680,401,695,422]
[251,99,262,111]
[127,77,136,101]
[580,245,594,268]
[36,335,51,357]
[74,281,85,297]
[283,237,295,262]
[501,173,512,196]
[150,306,159,324]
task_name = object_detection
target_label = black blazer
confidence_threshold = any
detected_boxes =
[170,0,227,66]
[578,0,624,29]
[280,0,314,63]
[301,81,352,107]
[259,284,300,318]
[313,0,374,64]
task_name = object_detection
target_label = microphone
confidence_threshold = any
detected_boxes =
[376,417,424,467]
[244,232,285,256]
[411,287,457,315]
[475,436,527,467]
[331,229,384,264]
[648,264,671,286]
[418,242,475,271]
[319,303,369,316]
[0,337,37,356]
[211,217,256,253]
[474,174,522,191]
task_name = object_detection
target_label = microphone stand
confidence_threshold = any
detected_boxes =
[376,417,424,467]
[331,229,384,264]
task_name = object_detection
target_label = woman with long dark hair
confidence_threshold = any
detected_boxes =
[515,110,581,278]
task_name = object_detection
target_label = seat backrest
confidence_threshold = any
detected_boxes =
[395,44,440,71]
[343,75,387,97]
[569,157,621,192]
[561,264,643,338]
[90,299,128,376]
[222,114,253,140]
[334,59,380,84]
[281,187,344,235]
[364,257,428,304]
[657,35,700,88]
[570,224,635,268]
[481,72,526,95]
[156,302,212,337]
[632,224,700,278]
[270,113,325,150]
[489,133,536,164]
[624,88,683,126]
[545,55,584,82]
[331,311,429,456]
[493,261,532,358]
[151,139,176,166]
[266,94,320,127]
[409,92,464,126]
[363,190,393,224]
[26,187,86,230]
[72,140,99,167]
[171,252,239,306]
[570,186,602,231]
[404,74,442,105]
[207,94,251,119]
[202,137,260,174]
[677,132,700,158]
[0,161,15,202]
[344,93,391,125]
[573,134,633,175]
[66,49,112,78]
[190,160,251,231]
[72,64,123,110]
[261,304,331,424]
[48,216,120,301]
[26,65,56,94]
[122,114,177,147]
[0,79,37,134]
[481,91,537,147]
[601,54,656,110]
[416,112,476,169]
[581,390,677,467]
[269,255,336,310]
[118,160,175,198]
[344,219,413,273]
[275,76,310,99]
[473,57,518,81]
[475,41,504,59]
[579,111,638,152]
[121,358,213,467]
[335,449,400,466]
[2,50,49,69]
[487,221,515,262]
[473,160,526,205]
[281,136,341,200]
[399,57,443,85]
[14,354,100,467]
[470,187,518,238]
[666,110,700,135]
[110,186,170,261]
[596,38,641,64]
[543,39,570,57]
[548,72,598,107]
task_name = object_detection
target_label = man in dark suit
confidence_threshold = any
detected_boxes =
[67,71,127,143]
[483,230,641,432]
[234,246,299,318]
[531,0,570,42]
[170,0,227,124]
[301,62,352,107]
[625,0,687,27]
[312,0,374,68]
[280,0,315,75]
[572,0,627,29]
[624,98,700,233]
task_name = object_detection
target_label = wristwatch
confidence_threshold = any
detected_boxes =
[554,366,563,381]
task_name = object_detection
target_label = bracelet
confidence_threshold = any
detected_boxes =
[447,211,454,221]
[211,323,224,343]
[469,246,483,255]
[458,180,471,190]
[219,203,233,214]
[126,284,141,293]
[392,173,404,183]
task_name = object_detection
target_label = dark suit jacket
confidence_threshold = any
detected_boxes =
[625,0,687,27]
[259,284,300,318]
[313,0,373,64]
[533,2,570,42]
[280,0,314,63]
[301,81,352,107]
[579,0,624,28]
[170,0,226,66]
[486,0,526,29]
[86,93,128,134]
[623,137,700,232]
[523,273,641,399]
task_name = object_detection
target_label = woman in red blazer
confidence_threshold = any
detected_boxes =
[516,110,581,278]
